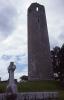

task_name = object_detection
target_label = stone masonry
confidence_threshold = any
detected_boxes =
[28,3,52,80]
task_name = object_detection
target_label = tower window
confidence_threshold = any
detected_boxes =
[36,7,39,12]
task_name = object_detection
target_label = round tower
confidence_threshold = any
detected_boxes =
[28,3,52,80]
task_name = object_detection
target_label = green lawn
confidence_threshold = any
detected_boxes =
[18,80,60,92]
[0,83,6,93]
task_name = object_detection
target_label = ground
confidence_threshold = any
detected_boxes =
[0,80,64,100]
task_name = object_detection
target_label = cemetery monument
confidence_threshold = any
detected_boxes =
[6,62,17,100]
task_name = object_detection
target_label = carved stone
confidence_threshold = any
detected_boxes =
[6,62,17,100]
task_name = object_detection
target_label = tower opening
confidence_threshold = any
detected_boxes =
[36,7,39,12]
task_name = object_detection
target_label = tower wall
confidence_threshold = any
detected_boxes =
[28,3,52,80]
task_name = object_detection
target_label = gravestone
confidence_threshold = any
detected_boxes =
[6,62,17,100]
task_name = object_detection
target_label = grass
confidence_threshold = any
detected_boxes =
[17,80,60,92]
[0,83,7,93]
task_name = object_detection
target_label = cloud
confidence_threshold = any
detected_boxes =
[0,6,17,34]
[1,54,27,64]
[0,0,18,40]
[45,0,64,48]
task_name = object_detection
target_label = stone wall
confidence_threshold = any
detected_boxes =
[0,92,58,100]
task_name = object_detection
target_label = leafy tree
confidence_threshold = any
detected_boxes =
[51,44,64,82]
[59,44,64,81]
[51,46,60,74]
[20,75,28,81]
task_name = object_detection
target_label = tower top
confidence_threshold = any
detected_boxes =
[29,2,44,8]
[28,2,45,13]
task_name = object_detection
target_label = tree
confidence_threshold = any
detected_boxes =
[51,44,64,82]
[59,44,64,81]
[51,46,60,74]
[20,75,28,81]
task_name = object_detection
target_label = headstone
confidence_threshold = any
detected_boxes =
[28,3,53,80]
[6,62,17,100]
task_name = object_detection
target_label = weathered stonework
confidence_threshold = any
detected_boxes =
[0,92,58,100]
[6,62,17,95]
[28,3,52,80]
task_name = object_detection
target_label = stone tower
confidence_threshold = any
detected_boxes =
[28,3,52,80]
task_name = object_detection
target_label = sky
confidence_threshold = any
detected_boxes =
[0,0,64,81]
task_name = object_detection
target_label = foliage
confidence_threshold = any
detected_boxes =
[20,75,28,81]
[51,46,60,73]
[51,44,64,82]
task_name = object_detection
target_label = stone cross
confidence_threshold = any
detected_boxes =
[7,62,17,94]
[8,62,16,85]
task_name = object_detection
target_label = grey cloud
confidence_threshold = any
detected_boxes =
[58,32,64,41]
[1,55,12,60]
[49,35,59,49]
[50,41,59,50]
[1,54,26,61]
[46,0,64,48]
[56,25,64,44]
[0,5,17,37]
